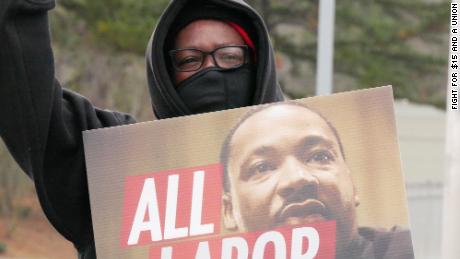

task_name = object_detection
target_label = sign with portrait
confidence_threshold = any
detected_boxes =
[83,86,414,259]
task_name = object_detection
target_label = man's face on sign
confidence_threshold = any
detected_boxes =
[223,105,359,244]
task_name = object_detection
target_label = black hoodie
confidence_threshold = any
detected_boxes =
[147,0,284,118]
[0,0,283,258]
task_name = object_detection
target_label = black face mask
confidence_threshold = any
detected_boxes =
[176,65,255,114]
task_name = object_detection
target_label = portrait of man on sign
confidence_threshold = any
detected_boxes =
[220,102,415,259]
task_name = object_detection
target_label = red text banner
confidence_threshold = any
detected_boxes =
[120,164,223,247]
[150,221,336,259]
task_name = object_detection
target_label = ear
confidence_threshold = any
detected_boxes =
[222,192,238,231]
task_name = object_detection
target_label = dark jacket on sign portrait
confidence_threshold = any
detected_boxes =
[348,226,414,259]
[0,0,283,258]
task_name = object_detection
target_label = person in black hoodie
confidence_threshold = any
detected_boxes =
[0,0,283,258]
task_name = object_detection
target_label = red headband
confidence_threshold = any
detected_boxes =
[225,21,256,52]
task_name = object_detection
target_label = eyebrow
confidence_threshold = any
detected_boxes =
[239,146,277,172]
[296,135,336,151]
[176,42,244,50]
[215,42,244,48]
[239,135,338,168]
[251,145,277,157]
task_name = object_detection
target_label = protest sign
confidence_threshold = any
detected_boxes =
[83,86,414,258]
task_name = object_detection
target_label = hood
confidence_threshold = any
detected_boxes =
[146,0,284,119]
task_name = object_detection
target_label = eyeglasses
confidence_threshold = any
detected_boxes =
[169,45,249,72]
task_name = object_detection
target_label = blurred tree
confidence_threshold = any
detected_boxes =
[248,0,449,108]
[52,0,449,109]
[59,0,169,54]
[0,141,29,217]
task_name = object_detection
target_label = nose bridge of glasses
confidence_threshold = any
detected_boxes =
[201,51,218,69]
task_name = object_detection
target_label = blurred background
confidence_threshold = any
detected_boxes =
[0,0,450,258]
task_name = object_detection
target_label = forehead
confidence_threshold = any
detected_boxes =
[230,105,340,155]
[174,19,244,49]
